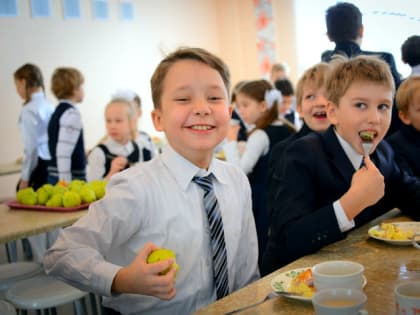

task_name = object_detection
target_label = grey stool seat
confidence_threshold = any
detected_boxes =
[6,275,88,312]
[0,299,17,315]
[0,262,43,292]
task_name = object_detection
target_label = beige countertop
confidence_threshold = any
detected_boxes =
[194,209,420,314]
[0,203,87,243]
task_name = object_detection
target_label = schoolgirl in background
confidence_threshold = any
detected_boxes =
[14,63,54,190]
[88,98,144,181]
[223,79,296,264]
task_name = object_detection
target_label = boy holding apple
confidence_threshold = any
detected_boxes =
[44,47,259,315]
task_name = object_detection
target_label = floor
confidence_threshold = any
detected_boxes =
[1,242,99,315]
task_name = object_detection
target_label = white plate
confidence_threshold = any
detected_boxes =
[368,222,420,245]
[270,267,367,302]
[271,267,314,302]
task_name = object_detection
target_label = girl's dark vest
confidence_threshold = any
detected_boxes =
[48,102,86,181]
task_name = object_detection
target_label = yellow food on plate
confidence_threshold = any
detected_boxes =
[289,268,315,297]
[371,223,414,240]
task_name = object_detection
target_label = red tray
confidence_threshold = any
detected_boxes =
[6,199,89,212]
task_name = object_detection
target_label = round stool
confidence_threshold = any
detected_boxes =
[6,275,88,314]
[0,262,43,294]
[0,300,17,315]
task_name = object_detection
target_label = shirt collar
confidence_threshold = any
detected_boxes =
[410,64,420,76]
[160,143,228,191]
[59,99,76,106]
[334,128,363,170]
[106,137,133,151]
[30,91,45,100]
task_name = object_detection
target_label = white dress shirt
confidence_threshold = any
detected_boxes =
[332,130,364,232]
[223,128,269,175]
[44,144,260,315]
[18,91,54,181]
[88,137,137,181]
[56,100,83,182]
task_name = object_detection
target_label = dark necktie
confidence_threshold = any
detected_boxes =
[193,174,229,299]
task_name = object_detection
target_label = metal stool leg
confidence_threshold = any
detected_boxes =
[73,298,87,315]
[5,241,18,262]
[89,293,98,315]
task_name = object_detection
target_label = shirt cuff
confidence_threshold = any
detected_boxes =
[92,261,122,297]
[333,200,355,232]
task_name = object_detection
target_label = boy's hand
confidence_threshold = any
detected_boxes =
[112,242,177,300]
[340,156,385,220]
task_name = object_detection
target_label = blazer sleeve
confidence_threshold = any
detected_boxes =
[261,141,345,275]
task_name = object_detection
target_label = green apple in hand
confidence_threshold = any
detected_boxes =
[147,248,179,275]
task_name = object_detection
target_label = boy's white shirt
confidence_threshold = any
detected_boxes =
[56,99,83,182]
[44,143,259,315]
[333,129,364,232]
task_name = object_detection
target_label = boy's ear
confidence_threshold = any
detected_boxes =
[398,110,411,125]
[151,109,164,132]
[228,104,233,118]
[326,101,339,125]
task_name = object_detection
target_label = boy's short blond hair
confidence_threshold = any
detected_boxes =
[150,47,230,109]
[51,67,84,99]
[396,76,420,114]
[295,62,331,108]
[325,55,395,106]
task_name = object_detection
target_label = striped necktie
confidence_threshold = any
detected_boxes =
[193,174,229,299]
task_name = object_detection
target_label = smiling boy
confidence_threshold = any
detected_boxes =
[44,48,259,315]
[261,55,420,275]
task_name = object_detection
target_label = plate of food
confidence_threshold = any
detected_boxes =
[368,222,420,245]
[271,267,315,302]
[271,267,367,302]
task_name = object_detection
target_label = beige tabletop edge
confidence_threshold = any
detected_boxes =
[0,203,87,243]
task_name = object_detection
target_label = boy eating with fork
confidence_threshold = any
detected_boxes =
[262,55,420,275]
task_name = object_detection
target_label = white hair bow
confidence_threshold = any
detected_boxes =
[264,89,283,109]
[111,89,136,101]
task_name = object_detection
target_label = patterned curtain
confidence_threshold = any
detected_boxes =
[253,0,276,77]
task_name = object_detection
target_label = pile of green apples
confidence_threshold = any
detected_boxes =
[16,179,107,208]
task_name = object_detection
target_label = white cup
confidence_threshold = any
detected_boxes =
[395,281,420,315]
[313,288,368,315]
[313,260,364,291]
[412,233,420,249]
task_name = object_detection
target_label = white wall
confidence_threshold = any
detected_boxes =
[0,0,263,199]
[294,0,420,78]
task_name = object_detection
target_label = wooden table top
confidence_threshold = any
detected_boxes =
[194,210,420,314]
[0,203,87,243]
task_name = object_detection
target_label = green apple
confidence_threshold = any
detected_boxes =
[88,180,106,199]
[16,187,37,205]
[79,186,96,203]
[62,191,82,207]
[36,187,50,205]
[147,248,179,275]
[46,194,63,207]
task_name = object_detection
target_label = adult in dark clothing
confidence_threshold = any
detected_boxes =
[321,2,402,136]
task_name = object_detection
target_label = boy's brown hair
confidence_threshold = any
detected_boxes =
[325,55,395,106]
[295,62,331,108]
[396,76,420,114]
[150,47,230,109]
[51,67,84,99]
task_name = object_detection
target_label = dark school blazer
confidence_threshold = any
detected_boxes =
[261,126,420,276]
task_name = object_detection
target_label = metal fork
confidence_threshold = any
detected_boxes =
[224,291,300,315]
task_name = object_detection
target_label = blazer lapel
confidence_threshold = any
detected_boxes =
[321,127,355,185]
